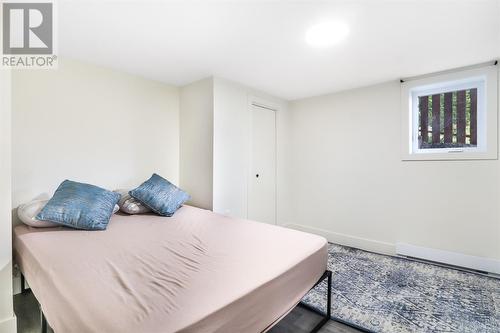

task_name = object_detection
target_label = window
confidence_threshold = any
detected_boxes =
[401,64,498,160]
[416,84,481,151]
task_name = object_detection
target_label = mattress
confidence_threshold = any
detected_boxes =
[14,205,327,333]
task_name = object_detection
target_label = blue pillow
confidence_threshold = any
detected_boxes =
[129,174,190,217]
[36,180,120,230]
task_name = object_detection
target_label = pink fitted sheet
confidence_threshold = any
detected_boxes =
[14,205,327,333]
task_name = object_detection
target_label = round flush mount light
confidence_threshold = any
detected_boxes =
[305,21,349,47]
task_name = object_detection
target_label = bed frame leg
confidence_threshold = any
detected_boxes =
[308,270,332,333]
[41,311,48,333]
[326,269,332,319]
[20,273,26,294]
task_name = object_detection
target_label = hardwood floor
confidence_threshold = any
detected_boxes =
[14,291,363,333]
[14,292,52,333]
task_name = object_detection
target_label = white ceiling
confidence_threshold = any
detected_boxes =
[59,0,500,100]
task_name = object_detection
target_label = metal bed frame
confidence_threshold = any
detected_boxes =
[21,270,333,333]
[300,270,332,333]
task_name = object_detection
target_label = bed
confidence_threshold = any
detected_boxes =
[14,205,330,333]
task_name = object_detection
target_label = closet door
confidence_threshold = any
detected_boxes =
[248,103,276,225]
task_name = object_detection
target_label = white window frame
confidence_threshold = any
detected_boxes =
[401,65,498,161]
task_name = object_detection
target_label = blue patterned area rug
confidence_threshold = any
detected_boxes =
[301,243,500,333]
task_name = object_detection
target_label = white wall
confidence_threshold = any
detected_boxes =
[212,78,250,217]
[212,77,287,220]
[11,56,498,271]
[286,78,500,261]
[0,68,16,333]
[179,76,288,219]
[11,58,180,218]
[179,78,214,209]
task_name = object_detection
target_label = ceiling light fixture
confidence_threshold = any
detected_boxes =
[305,21,349,47]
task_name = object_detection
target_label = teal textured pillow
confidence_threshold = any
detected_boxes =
[36,180,120,230]
[129,174,190,217]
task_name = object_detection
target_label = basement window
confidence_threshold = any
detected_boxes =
[401,65,498,160]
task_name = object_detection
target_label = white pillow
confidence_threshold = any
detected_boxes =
[114,189,152,214]
[18,199,59,228]
[18,199,119,228]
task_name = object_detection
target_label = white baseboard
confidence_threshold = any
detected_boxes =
[285,224,500,275]
[0,315,17,333]
[396,242,500,275]
[285,224,396,255]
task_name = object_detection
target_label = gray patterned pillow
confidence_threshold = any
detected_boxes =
[114,189,152,214]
